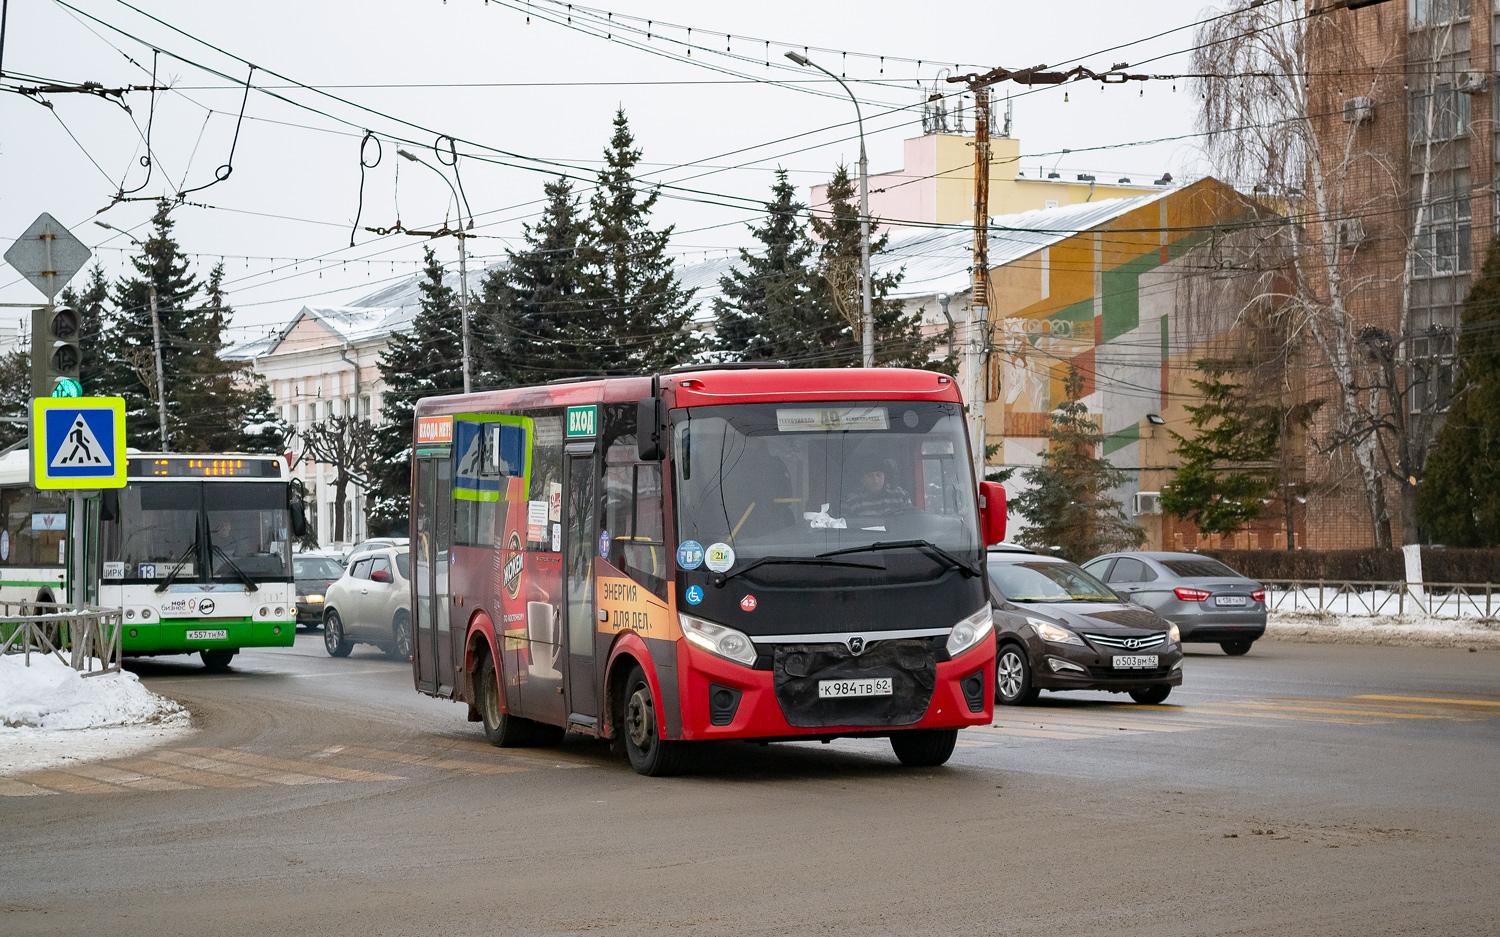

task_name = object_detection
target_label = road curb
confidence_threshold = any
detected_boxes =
[1268,616,1500,649]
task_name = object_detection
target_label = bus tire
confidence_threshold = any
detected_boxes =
[323,610,352,658]
[622,665,687,776]
[477,652,530,747]
[389,611,412,661]
[200,649,237,671]
[889,728,958,767]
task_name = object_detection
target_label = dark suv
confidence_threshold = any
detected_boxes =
[987,548,1183,705]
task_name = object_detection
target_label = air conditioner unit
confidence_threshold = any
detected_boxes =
[1342,96,1375,124]
[1337,217,1366,248]
[1459,72,1488,95]
[1134,491,1163,516]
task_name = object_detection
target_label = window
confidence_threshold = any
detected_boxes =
[1409,0,1463,27]
[1161,558,1238,578]
[1082,558,1113,580]
[1106,557,1155,583]
[1408,331,1457,414]
[369,555,392,580]
[1413,196,1472,277]
[601,433,667,598]
[351,557,373,580]
[0,487,68,568]
[1408,84,1469,143]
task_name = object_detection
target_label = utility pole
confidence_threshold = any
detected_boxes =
[149,284,168,450]
[457,231,471,395]
[952,85,992,482]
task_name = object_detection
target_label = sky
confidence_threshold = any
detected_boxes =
[0,0,1219,345]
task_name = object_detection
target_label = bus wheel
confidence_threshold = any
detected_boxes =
[389,611,412,661]
[323,610,352,658]
[890,728,958,767]
[477,652,529,747]
[200,649,237,672]
[622,665,686,777]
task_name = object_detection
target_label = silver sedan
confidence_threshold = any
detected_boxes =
[1080,552,1266,656]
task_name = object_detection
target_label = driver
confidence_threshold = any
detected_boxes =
[843,459,912,516]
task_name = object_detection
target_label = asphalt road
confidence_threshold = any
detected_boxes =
[3,635,1498,937]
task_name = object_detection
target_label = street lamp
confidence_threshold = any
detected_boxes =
[95,220,170,451]
[396,148,473,395]
[786,50,874,368]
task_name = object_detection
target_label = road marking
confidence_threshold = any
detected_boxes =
[113,755,264,789]
[183,747,403,782]
[66,763,196,791]
[1208,701,1449,720]
[0,777,59,796]
[1353,695,1500,708]
[327,744,529,774]
[21,770,126,794]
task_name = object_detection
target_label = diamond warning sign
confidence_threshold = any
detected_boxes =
[31,396,127,489]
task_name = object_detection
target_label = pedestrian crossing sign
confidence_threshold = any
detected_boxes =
[31,396,127,489]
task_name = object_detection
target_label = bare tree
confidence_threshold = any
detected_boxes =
[1193,1,1461,547]
[298,415,376,544]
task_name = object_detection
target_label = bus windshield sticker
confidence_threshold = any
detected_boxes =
[685,584,704,605]
[599,529,611,558]
[548,481,562,521]
[552,523,562,553]
[138,562,158,579]
[103,561,124,579]
[676,540,704,570]
[526,500,548,542]
[704,542,735,573]
[31,512,66,530]
[776,407,889,433]
[0,530,8,561]
[417,415,452,446]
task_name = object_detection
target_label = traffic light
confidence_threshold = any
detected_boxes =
[31,304,82,399]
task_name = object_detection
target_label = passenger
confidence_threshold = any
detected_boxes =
[844,459,912,516]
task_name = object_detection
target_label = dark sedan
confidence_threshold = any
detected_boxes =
[1081,552,1266,655]
[293,553,345,631]
[987,550,1183,706]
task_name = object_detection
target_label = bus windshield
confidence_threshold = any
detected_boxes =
[104,482,290,582]
[671,401,979,580]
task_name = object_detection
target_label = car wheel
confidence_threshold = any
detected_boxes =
[200,648,237,671]
[623,665,687,776]
[323,610,353,658]
[477,652,533,747]
[1129,685,1172,705]
[889,728,959,767]
[1220,640,1253,656]
[389,611,412,661]
[995,644,1039,705]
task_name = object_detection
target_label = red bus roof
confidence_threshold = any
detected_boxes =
[413,367,962,417]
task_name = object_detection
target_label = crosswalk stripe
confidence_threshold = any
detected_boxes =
[151,749,336,786]
[113,756,264,789]
[977,724,1108,740]
[1353,695,1500,708]
[184,747,403,782]
[328,744,529,775]
[1184,705,1383,725]
[1215,701,1449,720]
[66,763,196,791]
[0,777,59,796]
[22,770,126,794]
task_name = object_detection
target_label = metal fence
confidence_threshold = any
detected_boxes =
[0,601,124,675]
[1262,580,1499,621]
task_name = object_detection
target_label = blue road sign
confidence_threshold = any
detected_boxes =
[31,396,127,489]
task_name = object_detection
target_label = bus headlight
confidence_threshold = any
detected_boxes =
[945,606,994,657]
[679,613,758,666]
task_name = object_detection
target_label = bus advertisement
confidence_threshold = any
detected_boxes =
[1,450,304,670]
[410,367,1007,775]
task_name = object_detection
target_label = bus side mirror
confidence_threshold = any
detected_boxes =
[290,501,308,537]
[637,397,666,461]
[979,481,1007,546]
[100,489,119,522]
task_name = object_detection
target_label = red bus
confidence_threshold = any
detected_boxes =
[409,366,1006,775]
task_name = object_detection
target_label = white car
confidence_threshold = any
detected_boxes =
[322,546,412,660]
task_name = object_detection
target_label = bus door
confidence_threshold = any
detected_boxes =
[562,447,598,724]
[414,456,456,695]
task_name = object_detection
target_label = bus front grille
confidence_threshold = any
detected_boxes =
[770,639,937,728]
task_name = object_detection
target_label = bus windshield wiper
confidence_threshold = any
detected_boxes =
[155,539,201,593]
[211,545,260,593]
[712,555,884,587]
[817,539,982,578]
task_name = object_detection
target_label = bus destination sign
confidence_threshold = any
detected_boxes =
[128,457,282,478]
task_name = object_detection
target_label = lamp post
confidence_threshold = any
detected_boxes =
[786,51,873,368]
[397,148,473,395]
[95,221,169,450]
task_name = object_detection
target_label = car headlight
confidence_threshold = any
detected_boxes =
[945,606,994,657]
[679,613,758,666]
[1167,623,1180,643]
[1027,616,1084,646]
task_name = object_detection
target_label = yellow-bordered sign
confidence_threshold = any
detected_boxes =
[31,396,127,489]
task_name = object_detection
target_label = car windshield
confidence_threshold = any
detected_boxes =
[1162,558,1239,578]
[989,561,1117,602]
[294,557,344,579]
[671,401,979,583]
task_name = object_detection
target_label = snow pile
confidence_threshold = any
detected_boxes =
[0,654,189,730]
[1268,612,1500,648]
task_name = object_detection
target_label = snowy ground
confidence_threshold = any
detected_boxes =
[1268,612,1500,649]
[0,654,192,773]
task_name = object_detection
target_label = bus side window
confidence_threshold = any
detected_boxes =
[620,463,666,600]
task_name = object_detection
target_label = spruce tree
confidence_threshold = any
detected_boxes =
[1418,243,1500,545]
[714,169,823,362]
[1010,366,1145,561]
[573,109,698,373]
[810,164,936,368]
[1159,361,1282,535]
[479,176,588,386]
[0,349,28,450]
[371,247,465,529]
